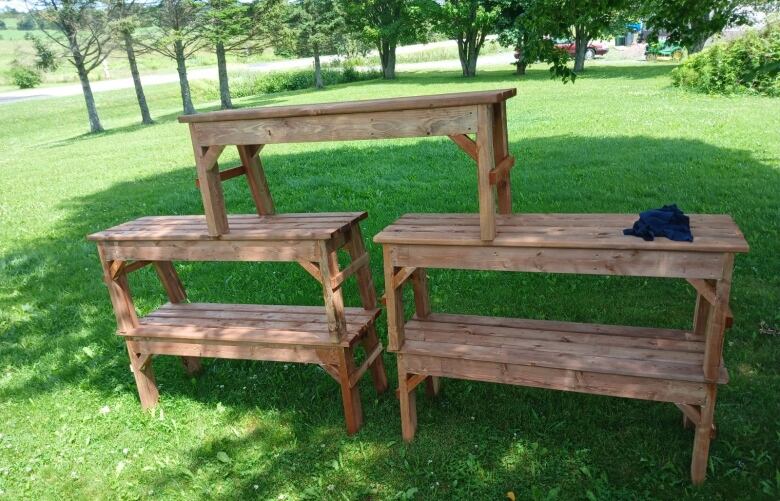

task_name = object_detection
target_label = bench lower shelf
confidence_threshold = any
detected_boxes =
[122,302,381,365]
[397,313,727,405]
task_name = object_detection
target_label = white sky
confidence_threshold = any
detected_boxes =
[0,0,30,12]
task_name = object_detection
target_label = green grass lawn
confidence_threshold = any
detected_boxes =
[1,63,779,499]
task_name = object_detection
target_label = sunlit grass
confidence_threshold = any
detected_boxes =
[0,62,779,499]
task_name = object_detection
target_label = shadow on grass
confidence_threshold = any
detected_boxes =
[1,134,779,496]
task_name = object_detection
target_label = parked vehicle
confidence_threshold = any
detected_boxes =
[554,39,609,59]
[645,42,685,61]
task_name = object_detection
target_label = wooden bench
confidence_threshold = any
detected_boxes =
[179,89,517,240]
[89,212,388,435]
[375,212,748,484]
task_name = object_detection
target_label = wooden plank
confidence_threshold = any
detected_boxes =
[703,254,734,381]
[448,134,477,160]
[401,339,725,383]
[331,253,369,291]
[97,246,138,333]
[410,268,431,319]
[675,403,702,425]
[388,244,727,280]
[476,104,497,240]
[397,354,418,442]
[319,241,347,343]
[383,246,406,352]
[101,240,320,263]
[337,347,364,434]
[236,144,275,216]
[297,260,323,283]
[408,312,705,343]
[402,354,707,405]
[392,266,418,289]
[179,89,516,123]
[687,278,718,305]
[374,213,749,253]
[344,223,377,310]
[89,213,367,242]
[190,106,479,146]
[691,384,718,484]
[190,135,228,236]
[130,338,339,364]
[194,165,246,188]
[348,342,383,388]
[492,100,512,214]
[488,156,515,185]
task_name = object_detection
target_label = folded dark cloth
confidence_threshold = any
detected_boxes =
[623,204,693,242]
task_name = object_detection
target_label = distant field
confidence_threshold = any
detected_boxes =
[0,17,282,89]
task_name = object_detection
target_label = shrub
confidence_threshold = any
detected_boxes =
[672,23,780,96]
[17,15,36,30]
[10,65,42,89]
[194,66,382,101]
[0,19,7,30]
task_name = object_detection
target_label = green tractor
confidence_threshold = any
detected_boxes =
[645,42,685,61]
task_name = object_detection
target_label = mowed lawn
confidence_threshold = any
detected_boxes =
[0,63,779,499]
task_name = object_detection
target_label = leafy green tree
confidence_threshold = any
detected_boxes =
[0,19,7,30]
[200,0,284,109]
[140,0,206,114]
[281,0,344,89]
[17,14,37,30]
[526,0,633,72]
[643,0,775,53]
[437,0,502,77]
[340,0,435,80]
[31,0,119,133]
[114,0,153,124]
[494,0,575,81]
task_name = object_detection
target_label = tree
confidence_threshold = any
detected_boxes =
[340,0,434,80]
[200,0,283,109]
[538,0,633,72]
[437,0,502,77]
[31,1,118,133]
[141,0,206,115]
[643,1,772,53]
[17,14,37,30]
[494,0,575,81]
[114,0,153,124]
[282,0,344,89]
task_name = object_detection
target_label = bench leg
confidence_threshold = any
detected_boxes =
[126,342,159,409]
[410,268,441,398]
[691,385,718,485]
[397,355,418,442]
[153,261,203,376]
[337,347,363,435]
[362,323,388,395]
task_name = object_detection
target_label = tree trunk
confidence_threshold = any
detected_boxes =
[123,31,153,125]
[216,41,232,109]
[66,34,102,133]
[456,38,468,76]
[688,35,707,54]
[175,40,196,115]
[574,26,588,73]
[515,38,527,75]
[379,39,396,80]
[313,51,323,89]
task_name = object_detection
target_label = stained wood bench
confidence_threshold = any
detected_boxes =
[179,89,517,241]
[89,212,388,435]
[375,212,748,484]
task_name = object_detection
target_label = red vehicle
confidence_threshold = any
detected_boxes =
[554,39,609,59]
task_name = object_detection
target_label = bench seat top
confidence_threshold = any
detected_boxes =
[374,213,749,253]
[400,313,728,384]
[88,212,367,242]
[178,89,516,123]
[123,302,380,348]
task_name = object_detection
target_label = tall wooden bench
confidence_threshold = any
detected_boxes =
[89,212,388,435]
[376,212,748,484]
